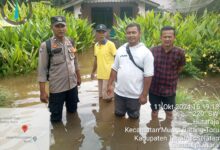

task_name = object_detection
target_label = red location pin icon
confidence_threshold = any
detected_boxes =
[21,125,28,133]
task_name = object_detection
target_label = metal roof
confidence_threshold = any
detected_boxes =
[62,0,159,9]
[85,0,135,3]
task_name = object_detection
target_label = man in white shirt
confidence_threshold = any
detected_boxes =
[107,23,154,119]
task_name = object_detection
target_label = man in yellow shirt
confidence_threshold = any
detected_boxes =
[91,24,117,102]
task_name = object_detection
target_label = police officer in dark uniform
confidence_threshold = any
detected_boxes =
[38,16,81,122]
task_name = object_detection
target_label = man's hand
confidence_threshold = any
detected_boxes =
[76,70,81,86]
[40,91,48,103]
[77,77,81,86]
[91,57,97,80]
[107,84,114,96]
[139,77,152,105]
[139,94,147,105]
[90,73,96,80]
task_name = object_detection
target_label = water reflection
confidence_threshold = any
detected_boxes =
[50,112,84,150]
[93,99,114,150]
[93,98,141,150]
[111,118,140,150]
[92,98,172,150]
[144,119,171,150]
[0,49,219,149]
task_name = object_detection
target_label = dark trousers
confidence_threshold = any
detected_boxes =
[114,93,140,119]
[149,92,176,111]
[49,86,79,122]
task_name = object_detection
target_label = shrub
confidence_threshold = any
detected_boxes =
[176,89,220,130]
[0,2,94,76]
[113,11,220,77]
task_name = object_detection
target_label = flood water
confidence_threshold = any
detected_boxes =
[0,48,220,150]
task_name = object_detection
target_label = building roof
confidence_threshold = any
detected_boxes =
[86,0,140,2]
[61,0,159,9]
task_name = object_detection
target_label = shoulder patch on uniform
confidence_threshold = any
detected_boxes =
[71,47,77,53]
[52,43,58,48]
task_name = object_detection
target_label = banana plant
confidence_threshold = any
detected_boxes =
[113,10,220,77]
[0,2,94,76]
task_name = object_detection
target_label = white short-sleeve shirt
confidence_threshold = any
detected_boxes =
[112,42,154,99]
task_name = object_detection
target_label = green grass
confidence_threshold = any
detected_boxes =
[0,87,13,107]
[176,89,220,130]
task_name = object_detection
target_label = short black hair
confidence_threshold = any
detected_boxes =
[161,26,176,36]
[126,23,141,32]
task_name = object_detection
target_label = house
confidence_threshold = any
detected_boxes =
[60,0,159,29]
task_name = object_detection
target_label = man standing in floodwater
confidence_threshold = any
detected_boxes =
[91,24,117,102]
[148,26,185,125]
[107,23,154,119]
[38,16,81,122]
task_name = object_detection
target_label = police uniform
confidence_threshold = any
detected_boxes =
[38,36,78,93]
[38,16,79,122]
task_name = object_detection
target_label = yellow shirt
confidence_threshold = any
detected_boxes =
[94,40,116,79]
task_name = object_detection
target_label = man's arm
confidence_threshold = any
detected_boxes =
[140,48,154,104]
[38,42,49,103]
[91,56,97,80]
[178,66,184,74]
[107,69,117,96]
[76,69,81,86]
[74,54,81,86]
[178,50,186,74]
[107,49,119,95]
[139,77,152,104]
[39,82,48,103]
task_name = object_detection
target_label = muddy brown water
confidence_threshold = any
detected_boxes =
[0,49,220,150]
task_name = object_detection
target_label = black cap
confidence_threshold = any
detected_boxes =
[51,16,66,26]
[95,24,107,32]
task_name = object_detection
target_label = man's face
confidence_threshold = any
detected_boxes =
[126,26,140,46]
[52,24,66,39]
[160,30,175,48]
[96,30,106,42]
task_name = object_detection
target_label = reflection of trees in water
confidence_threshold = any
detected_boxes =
[50,112,84,150]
